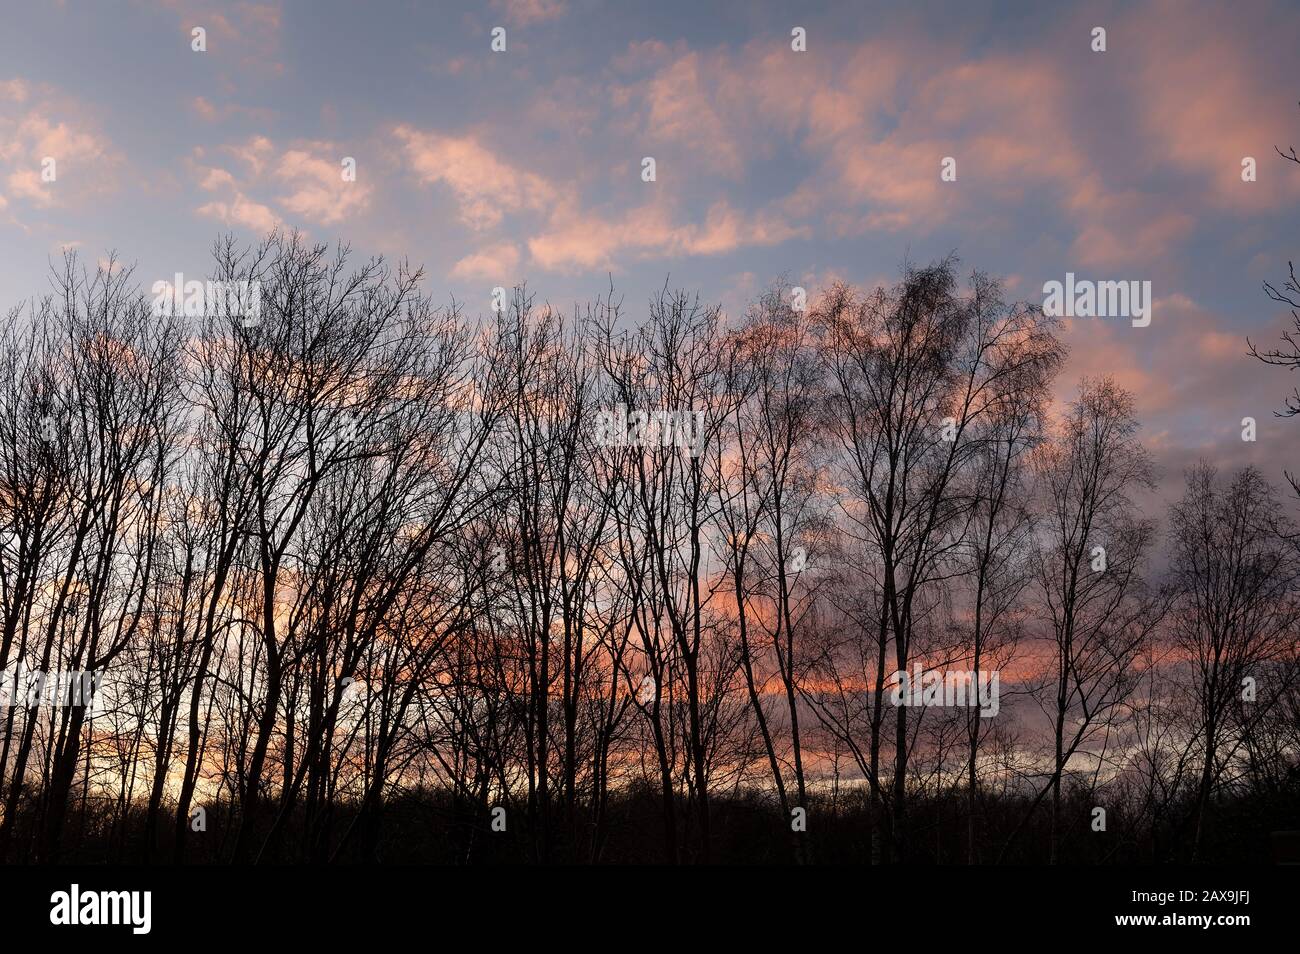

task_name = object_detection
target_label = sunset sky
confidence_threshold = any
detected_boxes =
[2,0,1300,506]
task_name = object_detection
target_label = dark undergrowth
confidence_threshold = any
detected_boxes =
[4,777,1296,865]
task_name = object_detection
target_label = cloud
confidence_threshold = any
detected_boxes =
[196,193,280,233]
[1126,0,1300,209]
[194,136,370,231]
[0,80,116,217]
[1055,293,1280,446]
[490,0,565,26]
[395,126,557,230]
[529,200,808,272]
[274,150,371,225]
[190,95,275,124]
[588,10,1297,268]
[636,50,746,177]
[224,135,274,176]
[192,96,219,121]
[0,79,29,103]
[1063,177,1197,270]
[159,1,285,75]
[396,120,808,273]
[451,244,521,282]
[198,167,236,191]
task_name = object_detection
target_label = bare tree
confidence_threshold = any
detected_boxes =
[814,262,1061,862]
[1167,463,1300,861]
[1012,376,1163,864]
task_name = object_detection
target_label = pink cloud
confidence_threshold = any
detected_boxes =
[0,81,116,219]
[1127,0,1300,209]
[190,95,275,124]
[159,1,285,75]
[396,119,808,273]
[196,193,280,233]
[490,0,565,26]
[529,200,808,272]
[589,11,1296,266]
[637,51,746,177]
[452,244,521,282]
[396,126,558,230]
[274,149,371,226]
[0,79,29,103]
[195,136,369,231]
[224,135,274,176]
[1053,293,1276,443]
[198,167,236,191]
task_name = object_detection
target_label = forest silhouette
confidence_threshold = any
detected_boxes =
[0,233,1295,865]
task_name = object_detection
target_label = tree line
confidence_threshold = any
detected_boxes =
[0,232,1295,864]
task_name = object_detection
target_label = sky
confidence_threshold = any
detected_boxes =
[2,0,1300,513]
